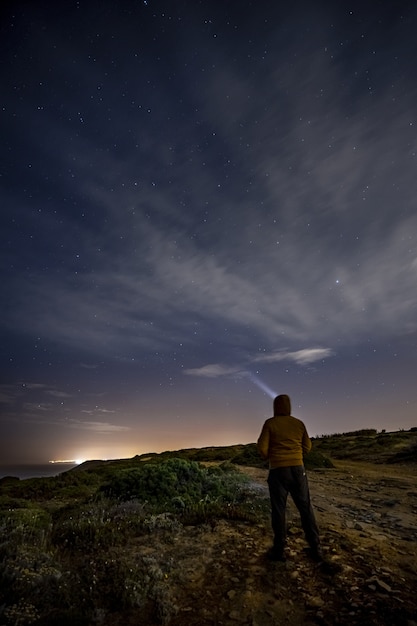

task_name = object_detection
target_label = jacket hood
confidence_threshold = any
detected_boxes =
[273,394,291,416]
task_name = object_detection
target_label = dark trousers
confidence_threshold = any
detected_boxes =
[267,465,320,553]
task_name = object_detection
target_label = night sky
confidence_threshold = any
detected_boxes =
[1,1,417,465]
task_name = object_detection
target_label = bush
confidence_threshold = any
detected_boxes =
[304,450,334,469]
[0,456,275,624]
[387,441,417,464]
[99,458,248,509]
[231,443,266,468]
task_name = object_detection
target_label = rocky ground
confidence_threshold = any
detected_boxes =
[106,460,417,626]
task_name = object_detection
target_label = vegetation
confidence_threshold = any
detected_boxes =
[0,457,265,625]
[312,427,417,463]
[0,429,415,625]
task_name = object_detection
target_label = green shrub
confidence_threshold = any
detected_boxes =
[304,450,334,469]
[0,457,272,624]
[0,507,52,549]
[99,458,247,507]
[0,470,101,503]
[192,447,236,462]
[50,501,146,550]
[387,441,417,464]
[231,443,266,468]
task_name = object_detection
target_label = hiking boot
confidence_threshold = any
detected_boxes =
[305,546,324,562]
[266,547,287,562]
[311,549,324,562]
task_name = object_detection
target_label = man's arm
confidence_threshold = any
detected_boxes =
[301,426,312,457]
[257,422,270,460]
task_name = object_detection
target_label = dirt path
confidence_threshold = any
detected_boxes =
[244,459,417,544]
[236,461,417,624]
[108,461,417,625]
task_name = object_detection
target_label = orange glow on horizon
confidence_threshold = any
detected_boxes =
[47,434,256,465]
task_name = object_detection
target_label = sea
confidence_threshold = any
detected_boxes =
[0,463,78,480]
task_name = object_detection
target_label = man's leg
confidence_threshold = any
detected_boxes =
[289,466,321,557]
[267,468,289,558]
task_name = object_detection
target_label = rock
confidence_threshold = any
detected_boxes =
[366,576,392,593]
[306,596,324,608]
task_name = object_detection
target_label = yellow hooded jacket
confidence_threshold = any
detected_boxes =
[257,394,312,468]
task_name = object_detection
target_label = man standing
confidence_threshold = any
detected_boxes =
[257,394,322,562]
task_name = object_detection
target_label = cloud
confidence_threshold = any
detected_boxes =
[6,179,417,361]
[45,390,73,398]
[21,383,49,391]
[254,348,335,365]
[3,5,417,364]
[184,364,244,378]
[81,408,116,415]
[184,347,334,379]
[0,382,66,405]
[22,402,54,412]
[67,420,130,434]
[0,385,21,405]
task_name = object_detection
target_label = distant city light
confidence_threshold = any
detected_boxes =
[49,459,85,465]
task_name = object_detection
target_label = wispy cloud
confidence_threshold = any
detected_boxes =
[67,420,130,434]
[254,348,335,365]
[21,383,49,391]
[3,3,417,363]
[45,390,73,398]
[184,346,334,379]
[22,402,54,412]
[6,199,417,361]
[184,364,244,378]
[0,382,69,404]
[0,385,22,405]
[81,408,116,415]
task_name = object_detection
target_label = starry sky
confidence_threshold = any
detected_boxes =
[1,0,417,465]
